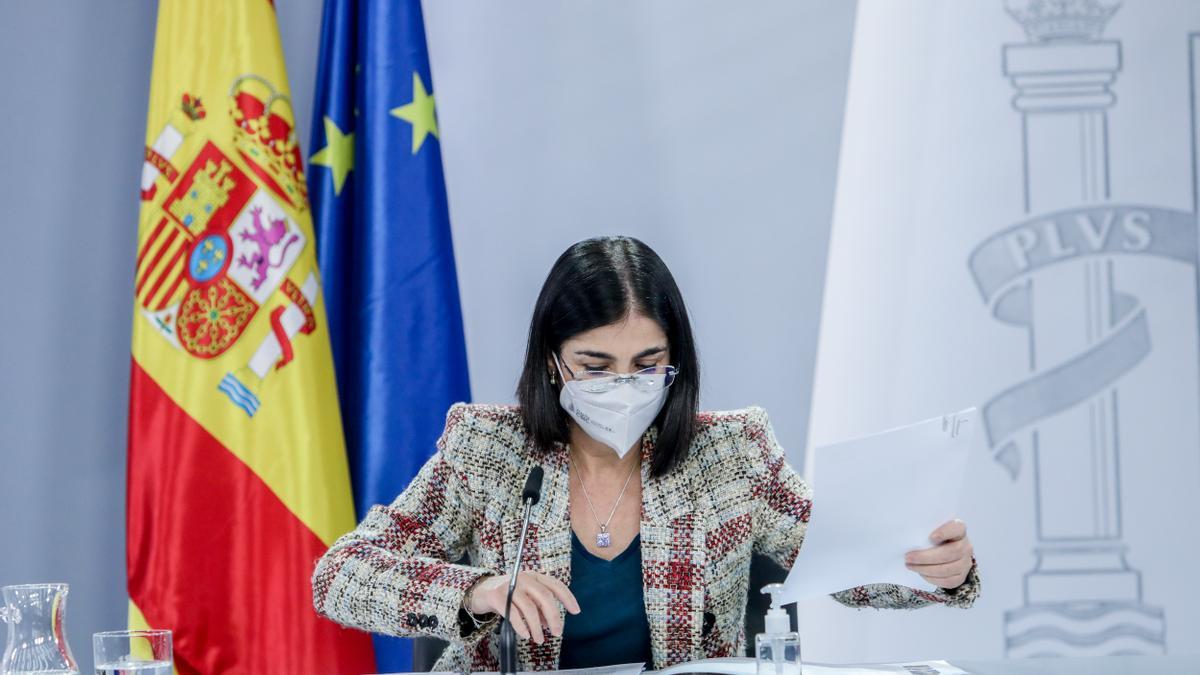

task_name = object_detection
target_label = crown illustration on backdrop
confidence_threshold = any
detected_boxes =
[1005,0,1120,42]
[228,74,308,210]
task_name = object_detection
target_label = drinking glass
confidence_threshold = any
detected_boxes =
[91,630,171,675]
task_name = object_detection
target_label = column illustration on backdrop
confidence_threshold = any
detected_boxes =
[967,0,1200,657]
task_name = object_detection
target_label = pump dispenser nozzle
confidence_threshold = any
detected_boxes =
[760,583,791,635]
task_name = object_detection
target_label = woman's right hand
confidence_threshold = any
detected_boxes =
[465,571,581,644]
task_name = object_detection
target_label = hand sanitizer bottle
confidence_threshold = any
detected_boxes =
[755,583,801,675]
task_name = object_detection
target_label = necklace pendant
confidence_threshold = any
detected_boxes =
[596,529,611,548]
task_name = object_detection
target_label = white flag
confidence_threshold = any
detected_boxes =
[802,0,1200,662]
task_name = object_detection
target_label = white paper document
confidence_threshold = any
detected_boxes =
[780,408,977,603]
[389,658,969,675]
[414,664,646,675]
[651,656,969,674]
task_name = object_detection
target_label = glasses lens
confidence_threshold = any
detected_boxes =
[633,365,677,390]
[579,371,618,393]
[663,366,677,388]
[569,366,678,393]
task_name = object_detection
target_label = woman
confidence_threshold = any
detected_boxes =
[312,236,979,672]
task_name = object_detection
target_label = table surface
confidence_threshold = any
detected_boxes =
[951,655,1199,674]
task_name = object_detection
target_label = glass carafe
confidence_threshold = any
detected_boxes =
[0,584,79,675]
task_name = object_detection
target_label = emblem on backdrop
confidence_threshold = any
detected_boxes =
[966,0,1200,657]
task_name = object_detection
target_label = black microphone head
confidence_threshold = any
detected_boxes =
[522,466,544,505]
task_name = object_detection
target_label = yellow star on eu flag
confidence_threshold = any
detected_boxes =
[390,71,439,154]
[309,116,355,195]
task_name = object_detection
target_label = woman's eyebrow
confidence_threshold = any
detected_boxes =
[573,345,667,360]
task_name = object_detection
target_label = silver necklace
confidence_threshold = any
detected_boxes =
[569,449,639,548]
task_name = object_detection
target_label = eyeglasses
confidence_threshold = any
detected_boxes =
[555,353,679,394]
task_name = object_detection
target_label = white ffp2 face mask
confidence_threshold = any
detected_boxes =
[553,353,669,458]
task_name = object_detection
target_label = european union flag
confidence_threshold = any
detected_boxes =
[308,0,472,670]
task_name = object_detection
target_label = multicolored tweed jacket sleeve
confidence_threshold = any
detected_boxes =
[312,402,981,672]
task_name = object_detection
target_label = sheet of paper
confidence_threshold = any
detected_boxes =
[780,408,977,603]
[391,657,969,675]
[801,661,969,675]
[439,663,645,675]
[651,656,969,674]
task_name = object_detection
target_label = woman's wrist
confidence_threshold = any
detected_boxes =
[462,577,494,618]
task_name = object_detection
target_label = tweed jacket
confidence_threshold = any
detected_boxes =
[312,403,980,672]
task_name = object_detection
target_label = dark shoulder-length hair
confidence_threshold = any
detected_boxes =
[516,236,701,478]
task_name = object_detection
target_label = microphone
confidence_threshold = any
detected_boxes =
[500,466,544,675]
[522,466,544,504]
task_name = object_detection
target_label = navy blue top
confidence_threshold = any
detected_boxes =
[558,529,654,669]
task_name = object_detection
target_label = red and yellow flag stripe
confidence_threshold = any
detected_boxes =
[127,2,374,673]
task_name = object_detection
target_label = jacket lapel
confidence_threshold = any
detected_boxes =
[513,427,704,671]
[639,425,705,668]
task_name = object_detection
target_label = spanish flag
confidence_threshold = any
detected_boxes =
[127,2,376,672]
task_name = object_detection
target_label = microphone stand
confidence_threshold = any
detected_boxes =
[500,498,534,675]
[501,466,543,675]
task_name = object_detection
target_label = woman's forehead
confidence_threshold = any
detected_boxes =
[563,314,668,354]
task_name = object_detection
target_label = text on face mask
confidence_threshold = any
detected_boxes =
[572,404,614,433]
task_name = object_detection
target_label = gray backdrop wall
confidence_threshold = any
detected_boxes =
[0,0,855,662]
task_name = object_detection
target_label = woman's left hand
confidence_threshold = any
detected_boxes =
[905,519,974,589]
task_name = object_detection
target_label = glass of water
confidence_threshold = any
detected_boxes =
[92,630,172,675]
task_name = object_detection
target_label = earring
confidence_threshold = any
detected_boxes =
[550,370,557,385]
